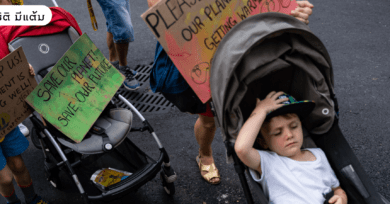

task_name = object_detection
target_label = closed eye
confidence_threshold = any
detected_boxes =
[272,132,281,136]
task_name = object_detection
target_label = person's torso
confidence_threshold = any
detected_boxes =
[150,42,189,94]
[251,148,339,204]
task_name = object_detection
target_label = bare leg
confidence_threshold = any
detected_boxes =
[107,32,129,67]
[0,165,15,197]
[195,114,220,184]
[107,32,118,62]
[6,155,32,186]
[115,43,129,67]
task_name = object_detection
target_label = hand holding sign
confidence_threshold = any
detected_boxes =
[291,1,313,24]
[0,48,38,139]
[147,0,160,8]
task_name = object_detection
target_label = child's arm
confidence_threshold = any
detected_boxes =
[291,1,314,25]
[328,186,348,204]
[235,91,288,173]
[29,64,35,76]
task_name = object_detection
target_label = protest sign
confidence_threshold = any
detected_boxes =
[0,47,37,138]
[26,33,125,143]
[142,0,298,103]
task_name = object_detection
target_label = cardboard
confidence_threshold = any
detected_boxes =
[142,0,298,103]
[26,33,125,143]
[0,47,37,138]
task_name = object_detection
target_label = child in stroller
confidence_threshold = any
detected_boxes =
[235,91,347,204]
[209,12,390,204]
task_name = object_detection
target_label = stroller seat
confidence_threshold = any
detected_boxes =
[9,26,134,154]
[56,108,133,154]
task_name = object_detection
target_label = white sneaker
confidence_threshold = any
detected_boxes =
[18,123,30,137]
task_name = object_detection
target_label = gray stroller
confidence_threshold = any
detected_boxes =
[209,12,390,204]
[8,21,176,204]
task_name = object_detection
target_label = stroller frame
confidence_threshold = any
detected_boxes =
[6,8,177,202]
[29,94,176,203]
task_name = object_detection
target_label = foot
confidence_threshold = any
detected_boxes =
[116,66,141,91]
[110,61,138,77]
[18,123,29,137]
[27,195,50,204]
[196,154,221,185]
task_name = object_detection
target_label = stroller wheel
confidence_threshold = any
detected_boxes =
[31,127,42,149]
[160,171,175,195]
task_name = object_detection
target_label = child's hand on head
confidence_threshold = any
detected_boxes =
[29,64,35,76]
[291,1,314,25]
[253,91,289,115]
[328,194,347,204]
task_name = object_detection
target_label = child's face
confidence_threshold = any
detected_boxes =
[259,113,304,158]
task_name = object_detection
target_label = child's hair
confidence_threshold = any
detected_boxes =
[257,113,299,139]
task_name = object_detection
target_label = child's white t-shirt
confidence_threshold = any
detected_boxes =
[249,148,340,204]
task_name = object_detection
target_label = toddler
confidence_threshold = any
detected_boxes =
[235,91,347,204]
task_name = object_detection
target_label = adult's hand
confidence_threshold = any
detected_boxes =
[291,1,314,25]
[147,0,160,8]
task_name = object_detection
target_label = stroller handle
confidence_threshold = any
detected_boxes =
[51,0,59,7]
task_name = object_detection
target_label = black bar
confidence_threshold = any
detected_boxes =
[225,141,254,204]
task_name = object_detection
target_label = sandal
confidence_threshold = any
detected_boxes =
[196,155,221,185]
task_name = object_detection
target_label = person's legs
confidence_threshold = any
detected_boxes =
[6,156,49,204]
[195,114,220,184]
[115,42,129,67]
[107,32,118,62]
[98,0,138,80]
[0,165,20,203]
[6,156,35,203]
[7,156,32,187]
[1,128,48,204]
[107,31,129,67]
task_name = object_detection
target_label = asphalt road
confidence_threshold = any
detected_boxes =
[1,0,389,203]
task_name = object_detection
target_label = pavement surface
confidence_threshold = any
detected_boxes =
[1,0,390,203]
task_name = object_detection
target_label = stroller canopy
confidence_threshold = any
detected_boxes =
[210,13,336,142]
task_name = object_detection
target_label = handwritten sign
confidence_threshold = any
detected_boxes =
[0,48,38,138]
[142,0,298,103]
[26,33,125,143]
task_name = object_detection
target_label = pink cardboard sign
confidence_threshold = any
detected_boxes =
[142,0,298,103]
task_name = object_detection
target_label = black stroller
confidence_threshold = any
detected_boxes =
[8,18,176,204]
[209,13,390,204]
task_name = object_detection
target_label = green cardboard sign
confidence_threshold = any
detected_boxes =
[26,33,125,143]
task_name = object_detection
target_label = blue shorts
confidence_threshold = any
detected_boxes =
[96,0,135,43]
[0,126,29,171]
